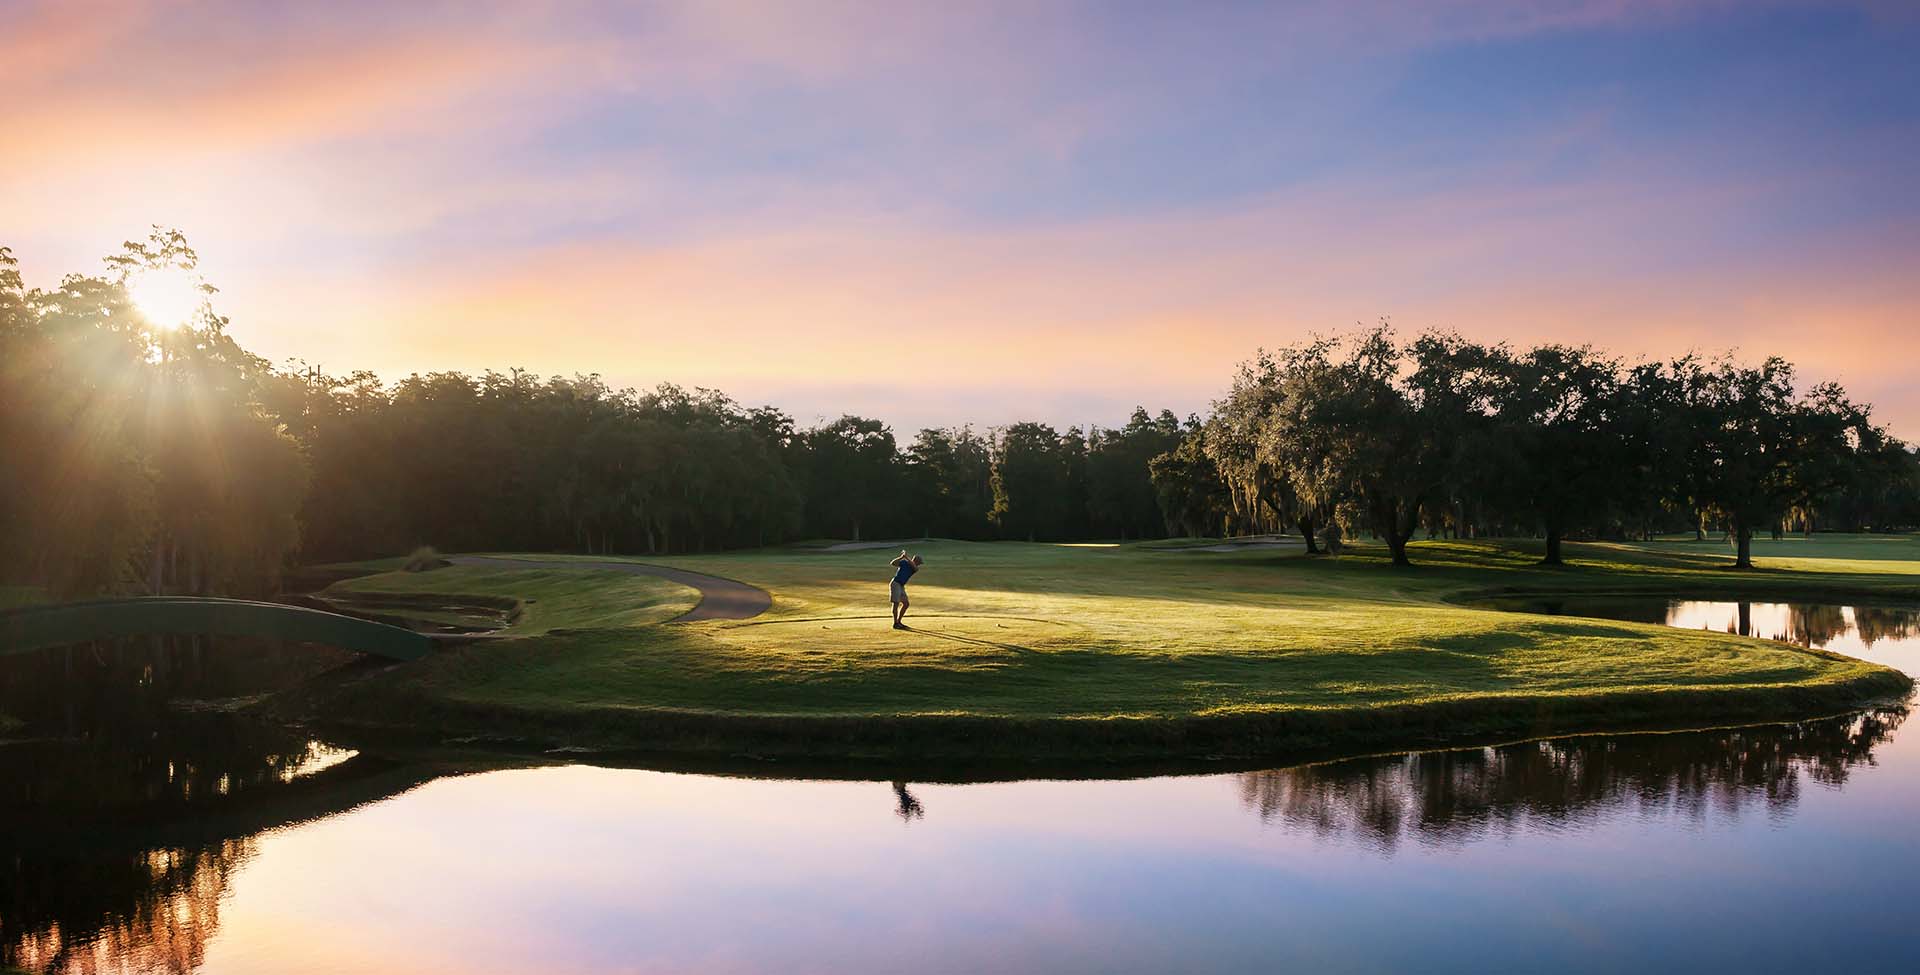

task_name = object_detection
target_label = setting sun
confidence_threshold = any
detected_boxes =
[127,268,203,330]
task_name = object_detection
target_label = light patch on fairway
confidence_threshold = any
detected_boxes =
[720,614,1090,654]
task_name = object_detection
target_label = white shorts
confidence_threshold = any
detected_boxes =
[890,581,907,603]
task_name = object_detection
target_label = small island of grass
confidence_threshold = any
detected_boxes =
[299,534,1915,763]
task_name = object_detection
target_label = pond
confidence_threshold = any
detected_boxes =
[3,601,1917,974]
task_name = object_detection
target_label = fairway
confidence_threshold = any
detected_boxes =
[309,534,1916,760]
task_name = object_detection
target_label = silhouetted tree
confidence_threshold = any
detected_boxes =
[903,427,995,539]
[1149,428,1228,537]
[798,416,901,542]
[990,422,1072,541]
[1086,408,1184,540]
[1488,344,1627,563]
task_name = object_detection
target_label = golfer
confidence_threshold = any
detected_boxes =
[888,550,923,629]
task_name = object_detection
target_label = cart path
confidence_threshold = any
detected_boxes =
[449,556,772,622]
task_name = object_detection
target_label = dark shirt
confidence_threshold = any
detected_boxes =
[892,560,917,585]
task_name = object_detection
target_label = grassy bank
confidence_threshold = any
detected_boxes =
[301,535,1917,760]
[327,564,698,635]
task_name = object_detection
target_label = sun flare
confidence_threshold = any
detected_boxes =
[128,269,204,330]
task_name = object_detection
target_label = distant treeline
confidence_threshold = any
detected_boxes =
[1155,326,1920,566]
[4,234,1918,599]
[259,369,1187,561]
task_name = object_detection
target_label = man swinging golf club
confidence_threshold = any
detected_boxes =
[889,549,923,629]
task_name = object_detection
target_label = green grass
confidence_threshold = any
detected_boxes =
[328,565,698,634]
[306,534,1917,761]
[0,585,45,610]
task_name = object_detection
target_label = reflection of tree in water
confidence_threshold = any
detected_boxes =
[1853,605,1920,647]
[1237,706,1907,853]
[891,781,925,822]
[1,737,437,975]
[1711,601,1920,650]
[4,839,246,975]
[1782,603,1849,647]
[0,636,419,974]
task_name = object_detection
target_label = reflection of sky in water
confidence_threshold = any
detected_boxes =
[10,607,1918,974]
[191,726,1918,975]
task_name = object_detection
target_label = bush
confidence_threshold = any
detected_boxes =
[403,546,446,572]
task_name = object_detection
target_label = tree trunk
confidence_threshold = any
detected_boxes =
[1542,529,1564,566]
[1386,528,1411,566]
[1733,520,1754,568]
[1737,601,1753,636]
[1299,514,1320,555]
[1385,499,1414,566]
[1371,498,1415,566]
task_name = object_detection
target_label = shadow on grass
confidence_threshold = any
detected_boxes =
[904,625,1041,655]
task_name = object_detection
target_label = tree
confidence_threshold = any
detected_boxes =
[1402,331,1504,544]
[1276,327,1445,566]
[989,422,1071,541]
[1665,356,1876,568]
[1207,354,1290,537]
[798,416,901,541]
[1149,427,1228,536]
[1780,382,1891,537]
[1087,408,1184,540]
[0,231,308,597]
[903,427,995,539]
[1488,344,1627,564]
[0,247,157,596]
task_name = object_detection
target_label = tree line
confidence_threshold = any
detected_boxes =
[259,368,1188,563]
[1150,325,1920,567]
[4,235,1917,601]
[1,234,1187,599]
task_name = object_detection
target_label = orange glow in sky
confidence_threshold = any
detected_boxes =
[4,1,1916,435]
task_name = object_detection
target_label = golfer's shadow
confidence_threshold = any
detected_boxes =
[903,624,1039,655]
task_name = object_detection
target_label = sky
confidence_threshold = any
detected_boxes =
[4,0,1917,437]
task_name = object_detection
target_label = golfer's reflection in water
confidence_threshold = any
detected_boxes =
[891,781,924,822]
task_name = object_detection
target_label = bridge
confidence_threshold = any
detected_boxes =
[0,596,434,661]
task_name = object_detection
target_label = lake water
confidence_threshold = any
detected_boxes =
[3,600,1917,974]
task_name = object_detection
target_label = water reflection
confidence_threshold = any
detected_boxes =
[1237,706,1906,852]
[891,781,926,822]
[1,732,442,975]
[1664,600,1920,650]
[0,632,383,974]
[1479,596,1920,663]
[4,839,243,974]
